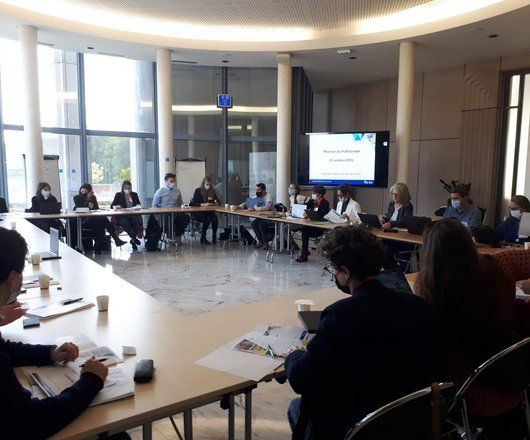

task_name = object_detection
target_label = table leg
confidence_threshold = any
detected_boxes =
[76,218,85,254]
[184,409,193,440]
[65,218,71,247]
[142,422,152,440]
[245,389,252,440]
[228,394,235,440]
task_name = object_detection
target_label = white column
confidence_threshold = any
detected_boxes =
[156,48,173,185]
[19,25,44,202]
[396,41,415,184]
[187,115,195,158]
[276,53,292,205]
[251,116,259,153]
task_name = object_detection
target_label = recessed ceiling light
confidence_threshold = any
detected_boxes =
[86,46,94,50]
[222,60,229,63]
[337,49,351,55]
[489,34,499,38]
[349,56,357,60]
[38,42,55,47]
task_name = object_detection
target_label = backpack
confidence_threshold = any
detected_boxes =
[145,215,162,252]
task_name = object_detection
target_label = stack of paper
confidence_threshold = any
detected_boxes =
[26,299,94,320]
[324,209,348,224]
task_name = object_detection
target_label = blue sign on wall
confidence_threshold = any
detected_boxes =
[217,94,233,108]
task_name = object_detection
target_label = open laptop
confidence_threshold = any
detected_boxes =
[291,203,306,219]
[519,212,530,237]
[405,216,432,235]
[307,210,326,221]
[358,213,383,229]
[471,226,503,247]
[36,227,61,260]
[39,202,61,215]
[298,311,322,334]
[377,269,413,295]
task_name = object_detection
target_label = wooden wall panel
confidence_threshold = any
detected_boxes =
[312,91,330,132]
[355,80,389,131]
[330,86,357,132]
[463,59,501,111]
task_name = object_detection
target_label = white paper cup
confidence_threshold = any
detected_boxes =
[31,254,42,265]
[96,295,109,312]
[39,275,50,289]
[225,203,229,209]
[525,242,530,251]
[230,205,236,212]
[10,221,16,230]
[295,299,314,312]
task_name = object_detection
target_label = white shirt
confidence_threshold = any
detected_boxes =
[390,206,400,222]
[290,194,309,207]
[336,198,362,224]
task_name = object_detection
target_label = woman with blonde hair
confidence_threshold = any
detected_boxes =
[381,182,413,229]
[190,176,220,244]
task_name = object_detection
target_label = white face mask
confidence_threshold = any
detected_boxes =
[311,194,318,200]
[167,182,176,189]
[123,189,131,195]
[511,209,522,219]
[204,184,211,190]
[6,272,23,305]
[41,189,51,199]
[339,196,348,203]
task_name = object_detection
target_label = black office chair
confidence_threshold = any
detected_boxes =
[434,206,448,217]
[447,337,530,439]
[345,382,455,440]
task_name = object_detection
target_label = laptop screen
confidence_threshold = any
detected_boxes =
[292,204,306,218]
[50,228,60,256]
[377,269,413,295]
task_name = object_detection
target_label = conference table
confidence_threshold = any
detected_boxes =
[1,217,345,440]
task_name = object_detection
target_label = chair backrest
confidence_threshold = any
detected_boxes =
[434,206,447,217]
[345,382,454,440]
[448,337,530,415]
[478,207,487,222]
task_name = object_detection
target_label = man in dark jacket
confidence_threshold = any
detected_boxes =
[286,226,440,439]
[0,228,108,439]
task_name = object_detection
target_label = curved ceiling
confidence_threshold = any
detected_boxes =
[0,0,527,51]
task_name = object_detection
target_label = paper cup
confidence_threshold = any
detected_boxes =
[96,295,109,312]
[525,242,530,251]
[295,299,314,312]
[230,205,236,212]
[10,221,16,230]
[39,275,50,289]
[224,204,229,209]
[31,254,42,265]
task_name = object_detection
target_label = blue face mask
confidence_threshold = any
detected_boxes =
[167,182,175,189]
[123,189,131,195]
[451,199,461,210]
[288,188,296,196]
[6,272,22,305]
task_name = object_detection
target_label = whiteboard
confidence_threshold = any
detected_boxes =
[176,159,206,205]
[43,155,61,203]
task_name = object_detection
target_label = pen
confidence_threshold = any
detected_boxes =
[79,357,108,368]
[63,298,83,305]
[267,345,276,359]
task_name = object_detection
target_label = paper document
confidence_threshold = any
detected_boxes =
[27,299,94,320]
[53,334,123,369]
[516,286,530,301]
[324,209,348,224]
[23,276,60,289]
[125,205,143,211]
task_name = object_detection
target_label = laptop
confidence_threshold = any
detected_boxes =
[292,203,306,219]
[377,269,413,295]
[39,202,61,215]
[358,213,383,229]
[471,226,503,247]
[519,212,530,237]
[405,216,432,235]
[298,311,322,334]
[36,227,61,260]
[244,197,260,209]
[307,210,326,221]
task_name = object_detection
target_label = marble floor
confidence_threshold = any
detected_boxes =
[90,234,333,439]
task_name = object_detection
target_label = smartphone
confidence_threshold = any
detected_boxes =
[23,317,40,328]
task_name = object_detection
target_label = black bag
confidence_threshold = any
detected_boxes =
[238,225,256,246]
[145,215,162,252]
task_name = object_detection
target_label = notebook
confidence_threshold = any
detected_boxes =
[26,298,94,320]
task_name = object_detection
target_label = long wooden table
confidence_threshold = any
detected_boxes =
[2,217,345,440]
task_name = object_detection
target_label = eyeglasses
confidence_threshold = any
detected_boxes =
[323,265,337,276]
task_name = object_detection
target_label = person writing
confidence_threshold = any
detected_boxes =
[443,183,483,228]
[286,226,439,439]
[0,228,109,439]
[335,183,361,224]
[234,183,274,249]
[380,182,413,229]
[496,195,530,243]
[111,180,142,250]
[152,173,190,245]
[295,185,330,263]
[190,176,220,245]
[74,183,127,252]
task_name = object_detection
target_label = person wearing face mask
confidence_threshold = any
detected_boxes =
[335,183,362,224]
[288,183,309,207]
[380,182,413,229]
[190,176,221,244]
[111,180,143,249]
[28,181,64,234]
[74,183,127,252]
[285,226,439,440]
[152,173,190,244]
[443,183,483,228]
[496,195,530,243]
[0,228,112,439]
[295,185,330,262]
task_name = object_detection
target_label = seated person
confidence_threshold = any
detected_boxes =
[74,183,126,253]
[0,228,109,439]
[416,219,522,423]
[295,185,330,263]
[443,183,483,228]
[235,183,274,249]
[335,183,361,224]
[286,226,439,439]
[289,183,309,207]
[496,195,530,243]
[190,176,220,245]
[28,181,64,234]
[111,180,142,250]
[0,197,7,213]
[152,173,190,244]
[380,182,413,229]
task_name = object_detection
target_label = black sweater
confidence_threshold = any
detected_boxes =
[0,336,103,440]
[383,201,414,228]
[190,188,220,207]
[110,191,141,208]
[0,197,8,213]
[29,195,59,213]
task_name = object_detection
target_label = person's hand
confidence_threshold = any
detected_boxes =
[341,214,349,220]
[88,202,94,210]
[0,301,25,326]
[248,207,256,211]
[51,342,79,365]
[303,212,308,219]
[114,205,122,209]
[382,222,392,229]
[81,356,109,382]
[516,279,530,295]
[87,191,94,199]
[233,206,240,211]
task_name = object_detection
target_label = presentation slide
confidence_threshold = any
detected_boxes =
[309,132,377,185]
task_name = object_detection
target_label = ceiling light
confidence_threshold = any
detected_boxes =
[336,49,351,55]
[489,33,499,38]
[349,56,357,60]
[140,102,277,116]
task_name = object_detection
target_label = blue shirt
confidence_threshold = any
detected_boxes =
[239,193,274,211]
[152,186,183,208]
[443,204,483,228]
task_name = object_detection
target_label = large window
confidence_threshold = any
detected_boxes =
[0,38,23,125]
